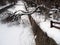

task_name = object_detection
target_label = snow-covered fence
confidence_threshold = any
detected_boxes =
[51,21,60,29]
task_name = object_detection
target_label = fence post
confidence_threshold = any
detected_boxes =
[50,21,53,28]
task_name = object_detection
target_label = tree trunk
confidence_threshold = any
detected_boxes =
[28,15,57,45]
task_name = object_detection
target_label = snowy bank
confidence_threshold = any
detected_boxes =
[0,1,35,45]
[31,13,60,45]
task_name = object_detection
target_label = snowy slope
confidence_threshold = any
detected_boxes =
[0,15,35,45]
[1,0,60,45]
[31,12,60,45]
[0,1,35,45]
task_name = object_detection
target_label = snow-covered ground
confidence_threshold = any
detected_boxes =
[8,1,26,13]
[0,1,35,45]
[0,15,35,45]
[0,0,60,45]
[31,12,60,45]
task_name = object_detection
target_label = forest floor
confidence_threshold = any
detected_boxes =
[0,0,60,45]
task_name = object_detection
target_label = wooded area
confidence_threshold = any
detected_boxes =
[0,0,60,45]
[24,0,60,8]
[0,0,60,8]
[0,0,18,5]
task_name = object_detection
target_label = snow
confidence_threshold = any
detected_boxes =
[0,0,60,45]
[0,3,11,10]
[50,8,58,11]
[8,1,26,13]
[0,15,35,45]
[39,20,60,44]
[31,12,60,45]
[0,24,34,45]
[0,1,35,45]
